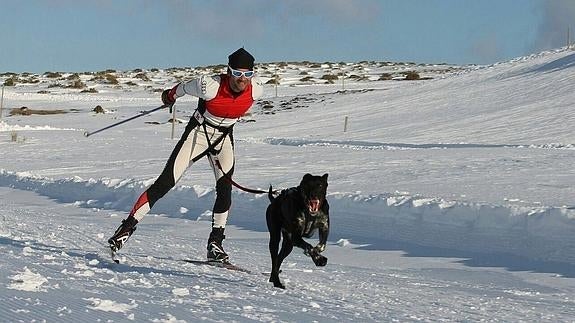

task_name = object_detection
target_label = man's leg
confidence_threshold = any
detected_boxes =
[206,136,235,262]
[109,125,207,252]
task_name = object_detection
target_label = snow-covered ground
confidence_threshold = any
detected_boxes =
[1,49,575,321]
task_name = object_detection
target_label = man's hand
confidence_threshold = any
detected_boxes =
[161,86,177,106]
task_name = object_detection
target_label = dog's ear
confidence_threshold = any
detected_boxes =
[322,173,328,182]
[301,173,313,185]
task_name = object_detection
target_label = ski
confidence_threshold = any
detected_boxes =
[182,259,252,274]
[106,250,250,273]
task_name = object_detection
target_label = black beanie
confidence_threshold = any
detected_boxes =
[228,48,255,70]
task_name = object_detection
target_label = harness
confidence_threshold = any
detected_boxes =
[186,109,232,163]
[188,108,272,195]
[280,187,319,237]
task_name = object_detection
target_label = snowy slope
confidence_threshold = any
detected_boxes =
[1,48,575,321]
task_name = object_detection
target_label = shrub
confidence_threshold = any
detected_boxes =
[10,107,67,115]
[21,77,40,84]
[44,72,62,78]
[67,73,80,81]
[105,74,119,85]
[68,79,86,89]
[3,77,16,86]
[321,74,339,81]
[134,73,150,81]
[11,107,31,115]
[266,74,281,85]
[93,105,105,113]
[379,73,393,80]
[404,71,420,80]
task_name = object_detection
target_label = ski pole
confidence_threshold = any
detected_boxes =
[170,102,176,140]
[83,104,169,137]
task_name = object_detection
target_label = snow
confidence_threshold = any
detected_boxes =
[1,48,575,321]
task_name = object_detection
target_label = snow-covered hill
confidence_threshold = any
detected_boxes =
[1,49,575,321]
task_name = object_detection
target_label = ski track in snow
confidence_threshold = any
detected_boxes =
[250,137,575,151]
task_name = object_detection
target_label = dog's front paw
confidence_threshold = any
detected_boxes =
[314,244,326,253]
[312,254,327,267]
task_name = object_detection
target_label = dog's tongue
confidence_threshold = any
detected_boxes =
[308,199,320,213]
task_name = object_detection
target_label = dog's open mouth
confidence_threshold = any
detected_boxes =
[308,199,321,214]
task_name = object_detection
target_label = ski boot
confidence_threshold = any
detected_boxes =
[108,216,138,253]
[206,227,229,263]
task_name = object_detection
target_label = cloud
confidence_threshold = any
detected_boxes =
[163,0,381,41]
[533,0,575,51]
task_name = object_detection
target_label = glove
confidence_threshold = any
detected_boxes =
[161,86,177,106]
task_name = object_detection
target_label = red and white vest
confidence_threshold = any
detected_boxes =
[172,74,263,127]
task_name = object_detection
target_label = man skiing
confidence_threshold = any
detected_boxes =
[108,48,263,263]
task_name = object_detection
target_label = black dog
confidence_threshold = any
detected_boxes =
[266,173,330,289]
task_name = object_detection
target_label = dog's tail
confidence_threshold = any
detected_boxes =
[268,185,275,202]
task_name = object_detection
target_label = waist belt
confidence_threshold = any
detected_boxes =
[204,120,233,133]
[190,109,233,132]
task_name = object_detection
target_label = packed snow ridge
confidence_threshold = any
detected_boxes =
[1,169,574,265]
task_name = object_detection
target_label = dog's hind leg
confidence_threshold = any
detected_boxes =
[268,232,293,289]
[267,208,284,288]
[268,233,281,285]
[277,232,294,268]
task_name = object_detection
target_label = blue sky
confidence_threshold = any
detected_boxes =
[1,0,574,73]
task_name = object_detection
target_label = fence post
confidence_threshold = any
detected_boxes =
[343,116,348,132]
[0,85,4,120]
[568,26,571,49]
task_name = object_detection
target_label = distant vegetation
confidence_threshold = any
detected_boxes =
[0,61,465,92]
[10,107,67,116]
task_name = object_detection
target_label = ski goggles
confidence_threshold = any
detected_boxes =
[228,66,255,78]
